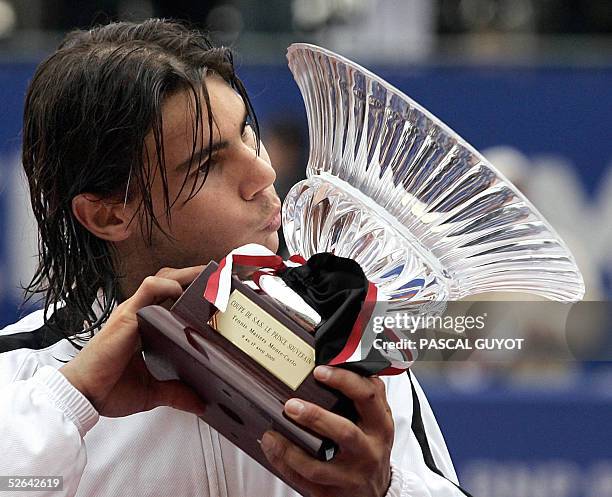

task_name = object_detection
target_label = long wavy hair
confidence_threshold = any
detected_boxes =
[22,19,260,345]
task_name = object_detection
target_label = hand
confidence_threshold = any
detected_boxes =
[261,365,394,497]
[60,267,207,418]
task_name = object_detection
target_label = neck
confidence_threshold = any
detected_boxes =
[113,239,161,302]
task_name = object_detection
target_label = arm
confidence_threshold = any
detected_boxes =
[0,267,206,496]
[0,360,97,497]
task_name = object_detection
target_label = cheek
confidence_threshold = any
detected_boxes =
[172,193,247,254]
[168,212,237,264]
[166,174,279,261]
[179,194,241,237]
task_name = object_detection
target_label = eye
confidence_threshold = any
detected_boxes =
[197,156,218,174]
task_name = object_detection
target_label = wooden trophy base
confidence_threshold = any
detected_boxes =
[137,262,355,493]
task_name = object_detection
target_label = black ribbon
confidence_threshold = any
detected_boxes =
[280,253,390,376]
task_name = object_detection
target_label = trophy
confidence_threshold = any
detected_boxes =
[138,44,584,494]
[283,44,584,306]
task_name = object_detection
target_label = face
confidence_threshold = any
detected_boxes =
[132,76,281,270]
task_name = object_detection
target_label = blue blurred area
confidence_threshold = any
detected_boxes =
[423,376,612,496]
[1,61,611,496]
[0,63,31,154]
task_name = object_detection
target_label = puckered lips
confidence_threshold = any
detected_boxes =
[261,204,282,232]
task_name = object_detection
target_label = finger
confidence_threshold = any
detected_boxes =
[283,398,367,454]
[155,266,206,288]
[149,379,207,416]
[97,277,183,352]
[120,276,184,314]
[261,431,347,487]
[313,366,391,431]
[261,432,330,495]
[105,268,204,331]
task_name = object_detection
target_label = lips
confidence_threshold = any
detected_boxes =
[261,206,282,232]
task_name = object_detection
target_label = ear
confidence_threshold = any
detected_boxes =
[72,193,136,242]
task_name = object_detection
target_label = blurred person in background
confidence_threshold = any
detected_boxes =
[0,18,473,497]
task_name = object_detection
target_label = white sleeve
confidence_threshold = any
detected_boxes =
[382,371,472,497]
[0,363,99,497]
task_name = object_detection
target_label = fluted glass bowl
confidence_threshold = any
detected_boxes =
[282,43,585,304]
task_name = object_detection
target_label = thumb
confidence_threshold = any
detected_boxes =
[150,380,207,416]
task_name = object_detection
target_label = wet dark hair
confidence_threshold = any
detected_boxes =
[22,19,260,344]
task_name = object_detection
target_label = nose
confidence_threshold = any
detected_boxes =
[238,145,277,201]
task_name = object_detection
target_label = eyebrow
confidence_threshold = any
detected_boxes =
[174,140,228,173]
[175,107,249,173]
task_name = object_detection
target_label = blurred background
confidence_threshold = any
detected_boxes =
[0,1,611,495]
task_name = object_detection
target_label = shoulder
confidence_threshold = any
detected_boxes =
[0,306,69,353]
[0,308,78,384]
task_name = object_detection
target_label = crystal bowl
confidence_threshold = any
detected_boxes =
[283,43,585,303]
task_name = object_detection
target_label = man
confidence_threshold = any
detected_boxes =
[0,19,469,497]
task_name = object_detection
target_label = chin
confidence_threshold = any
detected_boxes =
[260,231,280,254]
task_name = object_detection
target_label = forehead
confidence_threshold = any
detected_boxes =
[160,75,245,144]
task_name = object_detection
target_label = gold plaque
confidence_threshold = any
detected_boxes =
[208,290,315,390]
